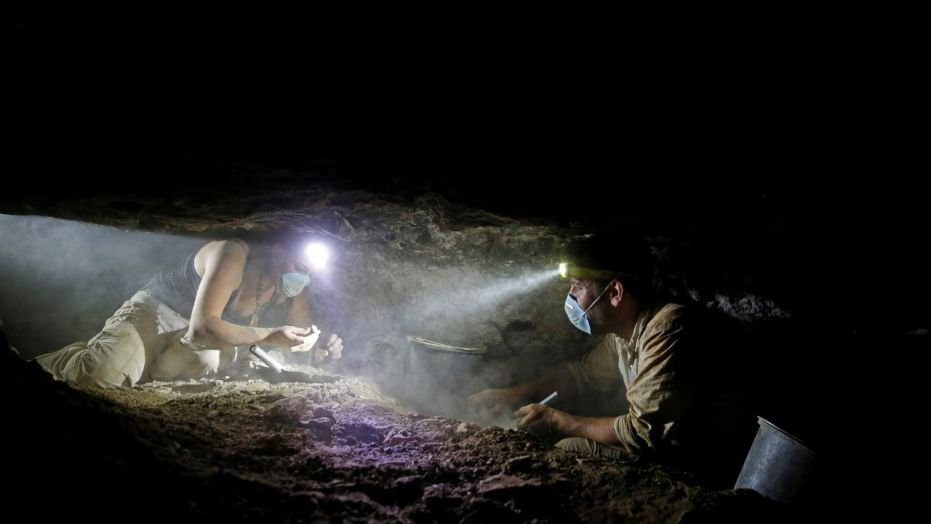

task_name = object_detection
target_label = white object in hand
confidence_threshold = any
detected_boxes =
[304,325,321,350]
[539,391,558,406]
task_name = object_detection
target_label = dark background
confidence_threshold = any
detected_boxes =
[9,11,926,354]
[7,11,927,507]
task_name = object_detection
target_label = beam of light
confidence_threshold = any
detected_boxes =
[406,267,563,323]
[463,268,560,313]
[0,214,206,357]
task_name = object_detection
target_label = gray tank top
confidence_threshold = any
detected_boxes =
[141,250,201,317]
[141,247,288,325]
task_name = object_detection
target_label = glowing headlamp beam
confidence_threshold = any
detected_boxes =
[556,263,618,281]
[558,262,568,279]
[304,242,330,270]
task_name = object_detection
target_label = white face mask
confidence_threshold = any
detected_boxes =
[280,272,311,297]
[564,282,612,334]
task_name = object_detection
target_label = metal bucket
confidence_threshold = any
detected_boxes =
[734,417,818,505]
[402,336,486,414]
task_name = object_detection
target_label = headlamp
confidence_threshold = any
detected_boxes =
[304,242,330,270]
[557,262,618,281]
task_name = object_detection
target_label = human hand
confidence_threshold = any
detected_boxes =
[514,403,557,435]
[266,325,312,350]
[312,332,343,363]
[288,325,321,353]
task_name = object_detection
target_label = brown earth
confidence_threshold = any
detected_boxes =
[5,339,787,524]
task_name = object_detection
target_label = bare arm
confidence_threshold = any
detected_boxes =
[468,333,623,417]
[185,240,308,349]
[518,312,696,450]
[286,284,344,362]
[513,335,627,445]
[556,413,618,444]
[534,308,697,451]
[515,406,620,445]
[513,341,623,444]
[468,366,580,419]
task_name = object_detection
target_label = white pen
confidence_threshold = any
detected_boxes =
[539,391,558,406]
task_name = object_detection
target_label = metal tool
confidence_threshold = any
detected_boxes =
[249,345,284,373]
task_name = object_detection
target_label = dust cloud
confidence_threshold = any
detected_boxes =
[0,213,588,426]
[0,214,204,357]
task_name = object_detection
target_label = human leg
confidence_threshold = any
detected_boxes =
[35,292,162,387]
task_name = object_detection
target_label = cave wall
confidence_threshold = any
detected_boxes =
[2,159,927,455]
[327,217,595,417]
[0,196,599,420]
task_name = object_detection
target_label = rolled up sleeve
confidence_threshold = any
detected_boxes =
[613,311,696,452]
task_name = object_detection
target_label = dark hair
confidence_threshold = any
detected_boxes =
[237,229,309,253]
[565,230,655,298]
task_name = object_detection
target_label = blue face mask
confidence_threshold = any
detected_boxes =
[280,272,311,298]
[564,282,612,334]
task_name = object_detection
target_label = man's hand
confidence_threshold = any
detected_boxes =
[468,388,523,420]
[514,403,558,435]
[312,332,343,363]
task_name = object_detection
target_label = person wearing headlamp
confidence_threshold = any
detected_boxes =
[35,232,343,386]
[468,232,754,486]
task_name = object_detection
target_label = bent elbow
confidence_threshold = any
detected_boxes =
[188,318,223,346]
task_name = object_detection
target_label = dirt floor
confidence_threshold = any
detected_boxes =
[5,341,788,523]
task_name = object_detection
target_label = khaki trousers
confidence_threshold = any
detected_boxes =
[35,291,201,387]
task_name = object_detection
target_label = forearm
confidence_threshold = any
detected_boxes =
[552,412,620,446]
[189,318,277,348]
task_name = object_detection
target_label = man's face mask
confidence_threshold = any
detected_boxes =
[280,272,311,298]
[564,281,613,334]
